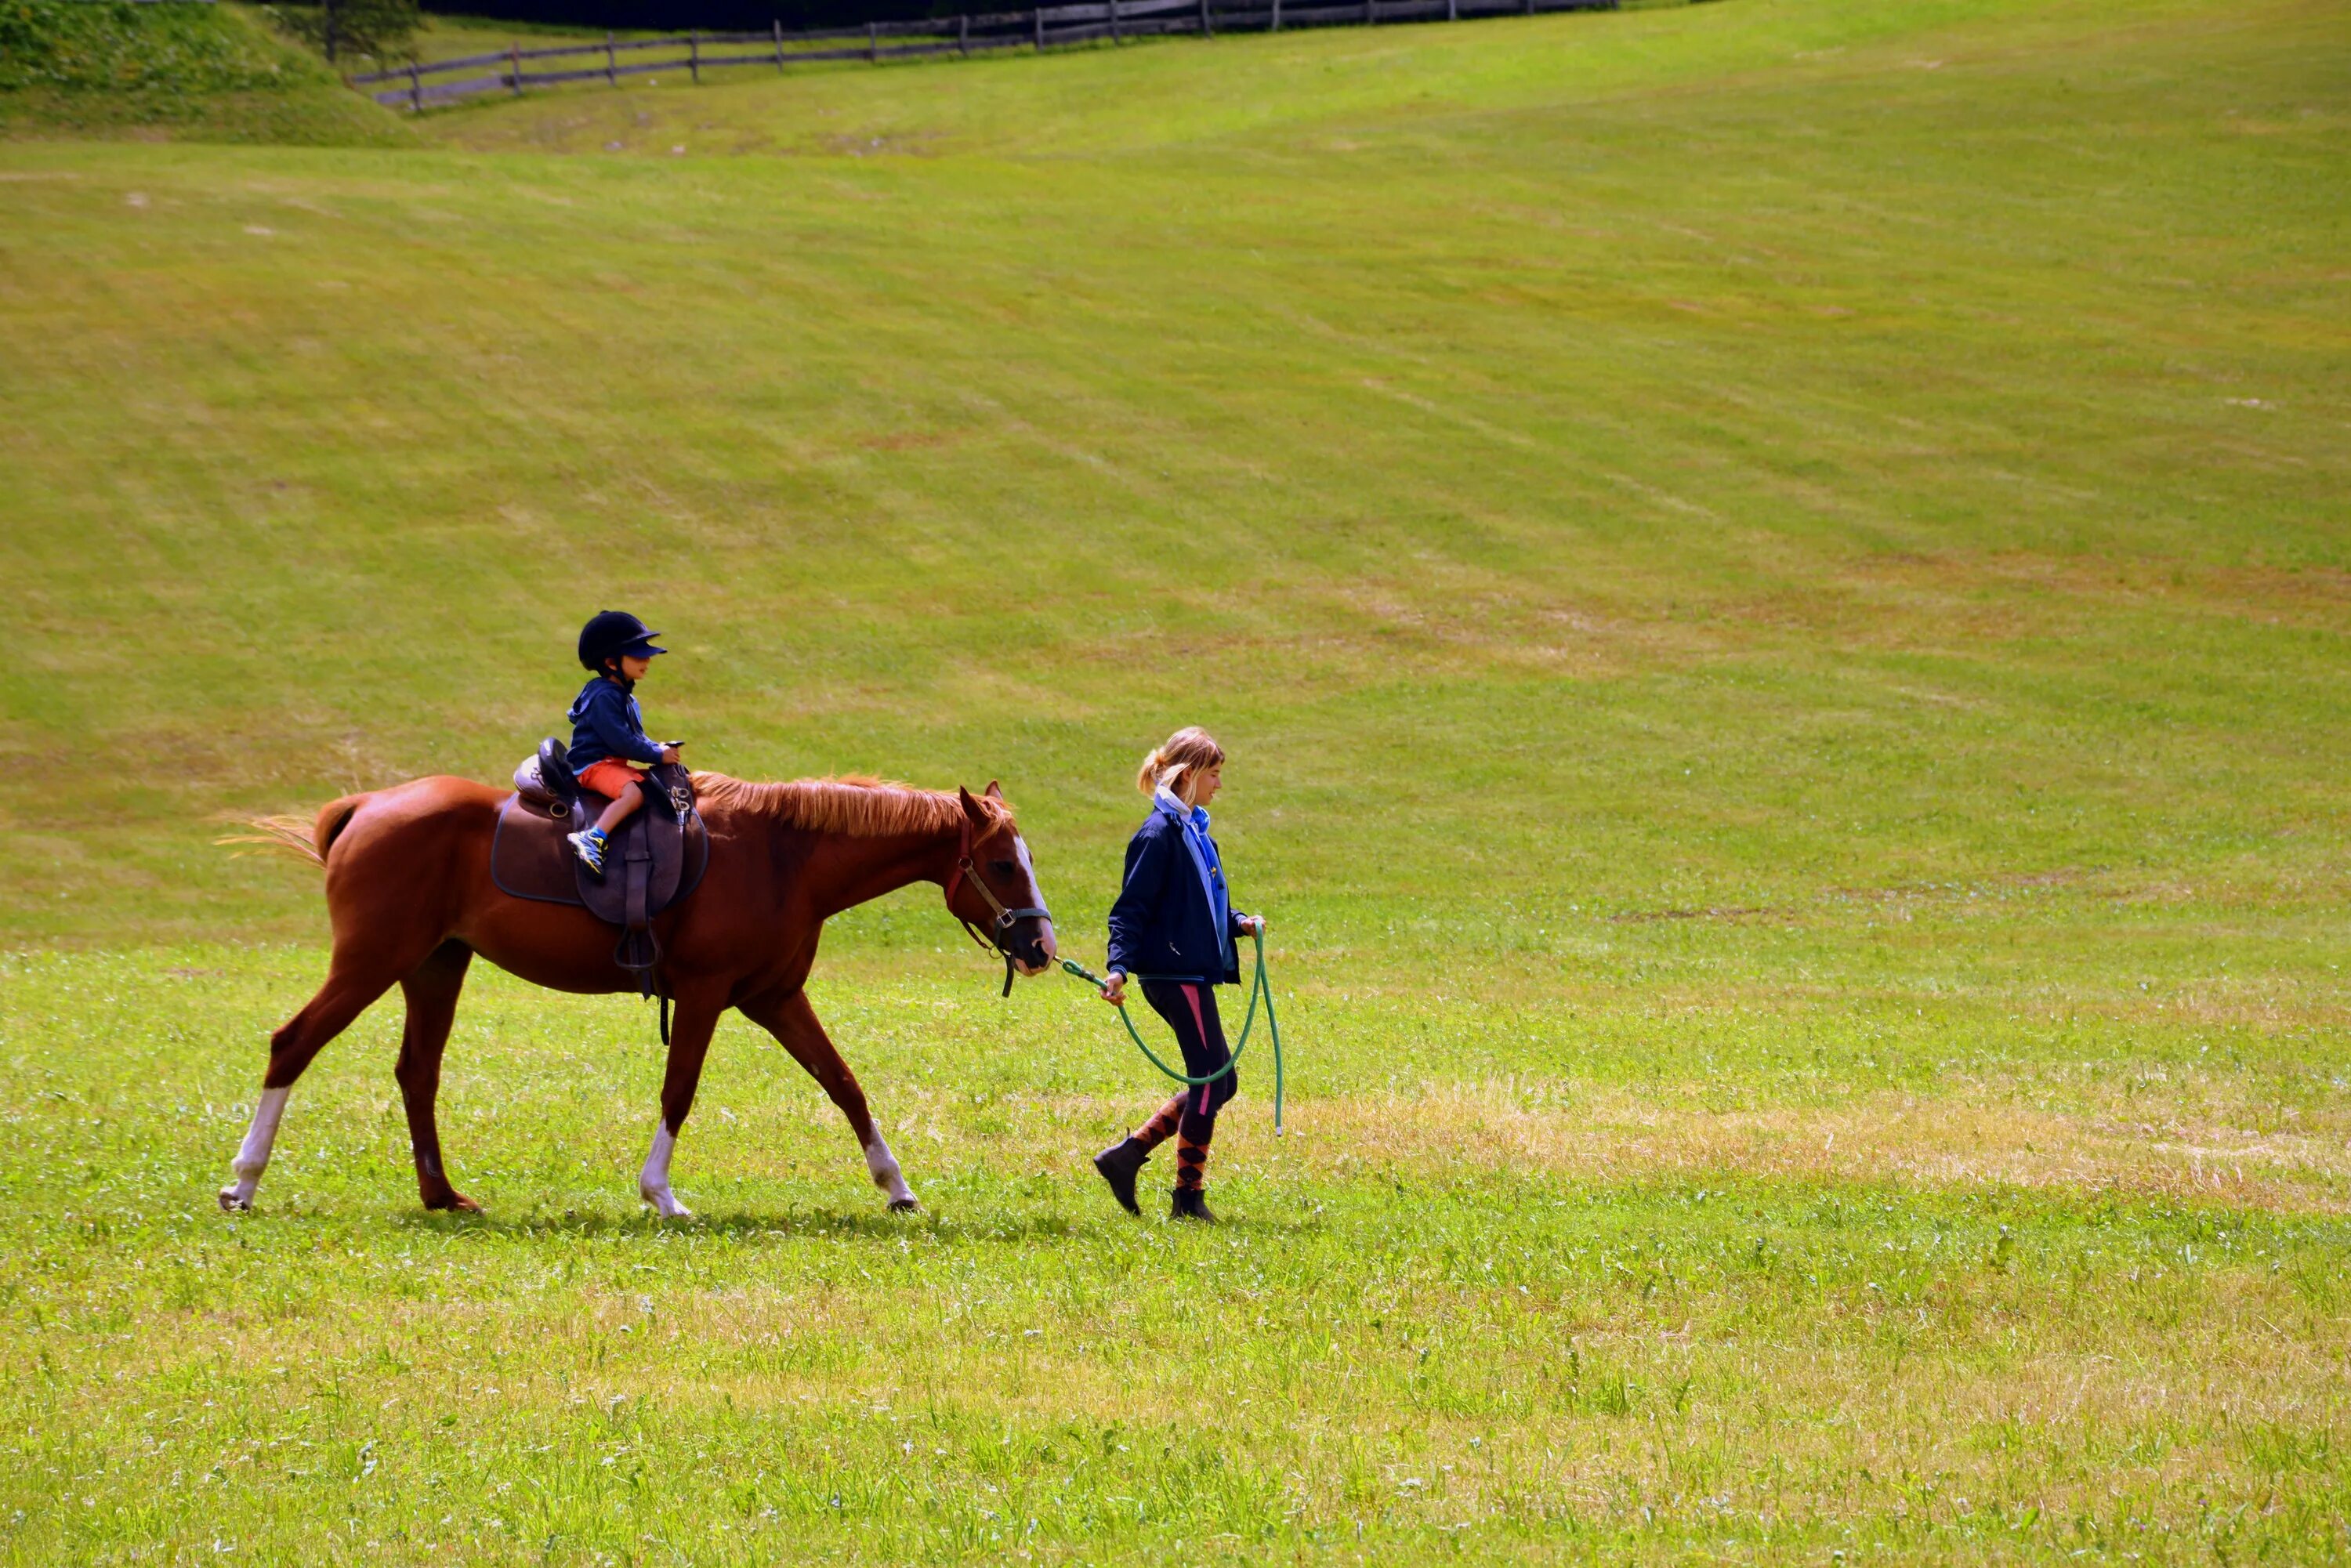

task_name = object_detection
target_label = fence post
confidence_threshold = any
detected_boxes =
[408,57,422,113]
[1200,0,1212,34]
[773,19,785,69]
[509,42,522,96]
[868,20,878,61]
[1034,5,1043,47]
[1110,0,1121,42]
[1270,0,1281,29]
[958,12,969,53]
[1366,0,1374,22]
[690,31,701,83]
[1446,0,1455,18]
[606,31,618,85]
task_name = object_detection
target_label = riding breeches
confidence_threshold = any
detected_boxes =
[1139,979,1237,1142]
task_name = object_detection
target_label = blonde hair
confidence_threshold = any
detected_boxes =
[1136,726,1226,807]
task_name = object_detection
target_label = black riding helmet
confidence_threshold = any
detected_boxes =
[578,610,667,672]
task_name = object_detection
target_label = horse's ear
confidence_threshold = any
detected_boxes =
[984,780,1003,801]
[958,785,988,824]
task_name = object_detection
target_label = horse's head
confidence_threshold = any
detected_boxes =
[947,782,1058,980]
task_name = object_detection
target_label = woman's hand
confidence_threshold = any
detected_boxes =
[1099,971,1128,1007]
[1238,914,1266,936]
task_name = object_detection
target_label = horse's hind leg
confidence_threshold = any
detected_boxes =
[218,955,401,1212]
[394,940,476,1213]
[738,987,917,1212]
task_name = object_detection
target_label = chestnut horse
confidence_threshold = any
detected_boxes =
[219,772,1056,1218]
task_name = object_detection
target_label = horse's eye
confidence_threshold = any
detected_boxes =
[991,860,1018,878]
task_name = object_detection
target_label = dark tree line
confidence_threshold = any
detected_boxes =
[422,0,994,29]
[271,0,420,61]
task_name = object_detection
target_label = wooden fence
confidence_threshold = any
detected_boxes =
[349,0,1615,109]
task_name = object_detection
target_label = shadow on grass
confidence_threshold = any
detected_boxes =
[397,1205,1089,1244]
[393,1204,1328,1244]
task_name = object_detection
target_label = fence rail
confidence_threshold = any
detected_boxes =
[349,0,1614,108]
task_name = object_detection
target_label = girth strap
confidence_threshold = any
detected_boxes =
[614,826,661,996]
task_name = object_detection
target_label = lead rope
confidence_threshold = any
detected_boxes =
[1058,927,1284,1134]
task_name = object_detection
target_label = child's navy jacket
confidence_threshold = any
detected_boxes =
[1107,802,1251,985]
[567,678,665,771]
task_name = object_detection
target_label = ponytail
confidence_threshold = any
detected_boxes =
[1136,726,1226,806]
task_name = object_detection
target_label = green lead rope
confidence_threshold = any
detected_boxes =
[1059,928,1284,1134]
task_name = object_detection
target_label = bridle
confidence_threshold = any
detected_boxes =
[943,810,1052,997]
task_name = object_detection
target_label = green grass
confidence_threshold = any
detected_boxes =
[0,2,411,144]
[393,13,690,69]
[2,0,2349,1559]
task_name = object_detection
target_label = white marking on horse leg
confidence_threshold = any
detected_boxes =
[865,1135,918,1211]
[218,1087,289,1212]
[637,1120,693,1219]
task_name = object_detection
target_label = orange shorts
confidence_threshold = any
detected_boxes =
[576,759,645,798]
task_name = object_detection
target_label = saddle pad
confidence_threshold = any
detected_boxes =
[491,792,708,925]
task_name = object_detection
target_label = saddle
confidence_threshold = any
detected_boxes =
[493,738,708,994]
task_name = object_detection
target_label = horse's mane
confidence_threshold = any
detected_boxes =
[690,773,1012,838]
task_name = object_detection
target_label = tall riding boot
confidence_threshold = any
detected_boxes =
[1170,1131,1215,1222]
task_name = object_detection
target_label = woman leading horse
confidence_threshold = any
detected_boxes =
[219,773,1056,1218]
[1091,726,1264,1223]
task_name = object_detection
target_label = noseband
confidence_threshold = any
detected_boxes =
[943,813,1052,997]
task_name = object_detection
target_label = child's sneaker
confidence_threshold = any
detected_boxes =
[567,827,609,878]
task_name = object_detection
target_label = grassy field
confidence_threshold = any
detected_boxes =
[0,1,409,144]
[2,0,2349,1559]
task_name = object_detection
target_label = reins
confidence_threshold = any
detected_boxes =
[1057,929,1285,1135]
[939,812,1286,1133]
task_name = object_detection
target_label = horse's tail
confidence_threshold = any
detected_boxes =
[218,795,364,869]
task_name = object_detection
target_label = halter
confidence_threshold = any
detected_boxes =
[943,810,1052,997]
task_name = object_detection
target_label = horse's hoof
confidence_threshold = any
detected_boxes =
[887,1197,921,1215]
[217,1187,252,1214]
[424,1191,481,1214]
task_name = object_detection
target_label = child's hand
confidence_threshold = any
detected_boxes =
[1099,972,1128,1008]
[660,744,683,765]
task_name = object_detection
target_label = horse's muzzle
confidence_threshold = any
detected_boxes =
[1012,918,1056,976]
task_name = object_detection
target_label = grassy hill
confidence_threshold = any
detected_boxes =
[0,0,411,143]
[2,0,2348,1560]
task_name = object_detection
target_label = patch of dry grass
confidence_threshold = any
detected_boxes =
[1300,1082,2351,1211]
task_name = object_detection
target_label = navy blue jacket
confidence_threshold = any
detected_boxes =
[567,677,665,771]
[1107,806,1251,985]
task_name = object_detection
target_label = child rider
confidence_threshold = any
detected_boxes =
[565,610,683,878]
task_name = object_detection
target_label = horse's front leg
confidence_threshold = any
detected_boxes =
[638,987,727,1219]
[737,986,917,1212]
